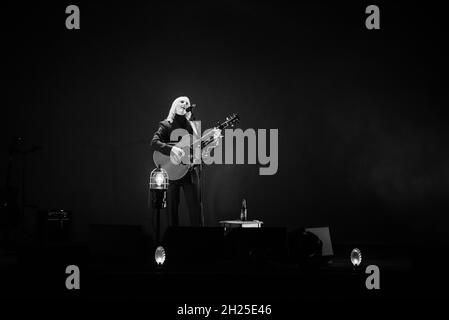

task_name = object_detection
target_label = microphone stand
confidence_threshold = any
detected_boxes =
[190,111,205,227]
[199,161,204,227]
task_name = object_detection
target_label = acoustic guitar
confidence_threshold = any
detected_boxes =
[153,113,239,181]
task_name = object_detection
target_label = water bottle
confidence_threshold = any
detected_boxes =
[240,199,247,221]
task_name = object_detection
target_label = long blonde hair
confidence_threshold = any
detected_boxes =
[165,96,192,123]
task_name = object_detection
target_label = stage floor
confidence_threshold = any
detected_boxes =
[1,243,443,301]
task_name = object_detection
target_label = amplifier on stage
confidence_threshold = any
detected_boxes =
[37,209,72,244]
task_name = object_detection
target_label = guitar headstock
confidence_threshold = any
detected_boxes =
[218,113,240,130]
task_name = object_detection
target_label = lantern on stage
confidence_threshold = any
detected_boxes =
[149,167,169,247]
[149,166,169,209]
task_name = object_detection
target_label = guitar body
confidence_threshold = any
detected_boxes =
[153,152,189,181]
[153,134,200,181]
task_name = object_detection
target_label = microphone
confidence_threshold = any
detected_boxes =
[186,104,196,112]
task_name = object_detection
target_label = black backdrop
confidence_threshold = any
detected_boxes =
[2,2,447,247]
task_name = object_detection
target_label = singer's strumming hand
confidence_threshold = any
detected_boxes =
[170,146,185,164]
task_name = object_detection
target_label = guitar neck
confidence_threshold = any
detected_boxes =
[200,136,215,149]
[193,114,238,149]
[199,124,227,149]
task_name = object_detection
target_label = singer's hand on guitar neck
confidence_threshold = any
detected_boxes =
[209,128,222,147]
[202,128,223,160]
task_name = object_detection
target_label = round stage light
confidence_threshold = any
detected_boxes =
[350,248,362,266]
[155,246,166,266]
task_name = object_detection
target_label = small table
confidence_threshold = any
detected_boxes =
[219,220,263,229]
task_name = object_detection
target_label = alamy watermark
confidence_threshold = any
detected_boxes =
[65,5,80,30]
[169,124,278,176]
[65,265,80,290]
[65,5,380,31]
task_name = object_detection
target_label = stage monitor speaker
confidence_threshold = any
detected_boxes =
[224,227,287,262]
[288,226,333,264]
[162,227,224,268]
[305,226,333,257]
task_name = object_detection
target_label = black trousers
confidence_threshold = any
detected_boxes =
[167,169,203,227]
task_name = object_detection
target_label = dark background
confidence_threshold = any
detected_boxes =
[2,1,447,249]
